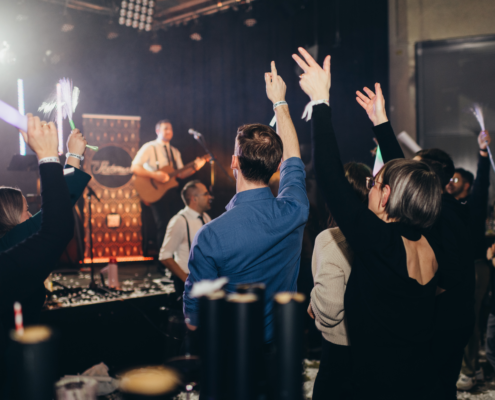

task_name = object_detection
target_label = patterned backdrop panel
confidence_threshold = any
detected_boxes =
[82,114,145,262]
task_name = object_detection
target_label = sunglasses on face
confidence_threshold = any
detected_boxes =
[450,177,460,184]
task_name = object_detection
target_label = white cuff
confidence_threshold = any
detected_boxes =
[302,99,330,122]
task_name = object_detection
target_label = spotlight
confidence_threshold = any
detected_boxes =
[149,33,162,53]
[106,20,119,39]
[243,5,257,27]
[61,11,74,32]
[189,20,203,41]
[120,0,155,30]
[61,23,74,32]
[0,42,16,65]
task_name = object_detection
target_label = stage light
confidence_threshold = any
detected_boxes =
[17,79,26,156]
[243,6,257,27]
[120,0,155,30]
[0,42,16,65]
[189,20,203,41]
[106,20,119,39]
[61,11,75,32]
[149,33,162,53]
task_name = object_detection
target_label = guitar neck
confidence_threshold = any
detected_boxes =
[167,155,210,178]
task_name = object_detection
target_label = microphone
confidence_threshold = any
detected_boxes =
[188,129,203,137]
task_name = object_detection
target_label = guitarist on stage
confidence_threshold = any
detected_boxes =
[131,119,207,249]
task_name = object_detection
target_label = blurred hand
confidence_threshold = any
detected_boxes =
[265,61,287,104]
[193,157,206,171]
[154,171,170,183]
[478,130,491,151]
[307,303,315,319]
[67,129,87,156]
[356,83,388,126]
[21,114,59,160]
[292,47,330,101]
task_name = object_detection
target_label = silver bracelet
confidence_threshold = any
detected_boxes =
[273,101,288,110]
[38,157,60,165]
[66,152,84,161]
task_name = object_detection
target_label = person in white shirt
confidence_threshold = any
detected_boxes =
[131,120,207,248]
[159,180,213,300]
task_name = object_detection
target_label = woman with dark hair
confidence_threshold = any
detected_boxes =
[309,162,371,400]
[293,48,442,399]
[0,129,90,252]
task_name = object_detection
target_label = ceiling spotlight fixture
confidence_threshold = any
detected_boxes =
[61,11,75,32]
[106,20,119,39]
[243,6,256,27]
[189,20,203,41]
[119,0,155,31]
[149,44,162,53]
[0,41,16,65]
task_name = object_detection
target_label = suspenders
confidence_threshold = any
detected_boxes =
[152,142,176,171]
[181,215,191,250]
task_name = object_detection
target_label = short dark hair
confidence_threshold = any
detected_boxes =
[235,124,283,185]
[155,119,172,131]
[181,180,201,206]
[328,162,372,228]
[0,187,23,238]
[379,159,442,228]
[415,148,455,188]
[455,168,474,187]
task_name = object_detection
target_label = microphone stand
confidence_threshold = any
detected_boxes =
[191,133,234,193]
[86,186,101,289]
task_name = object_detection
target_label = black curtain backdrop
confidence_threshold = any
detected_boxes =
[0,0,388,219]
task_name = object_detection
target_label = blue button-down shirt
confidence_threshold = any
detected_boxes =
[184,157,309,342]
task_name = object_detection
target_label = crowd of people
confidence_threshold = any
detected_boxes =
[0,47,492,400]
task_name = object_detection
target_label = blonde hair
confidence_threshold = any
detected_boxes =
[0,187,23,238]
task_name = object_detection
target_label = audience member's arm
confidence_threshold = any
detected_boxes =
[356,84,404,162]
[470,131,491,216]
[0,115,73,312]
[293,48,388,249]
[266,61,300,160]
[65,129,87,169]
[184,226,220,329]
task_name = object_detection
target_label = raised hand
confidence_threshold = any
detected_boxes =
[292,47,330,101]
[67,129,88,156]
[22,114,59,160]
[355,83,388,126]
[265,61,286,104]
[478,130,491,151]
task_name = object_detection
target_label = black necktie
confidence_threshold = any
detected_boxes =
[198,215,205,225]
[164,145,176,169]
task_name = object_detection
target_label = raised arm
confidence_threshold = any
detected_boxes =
[356,83,404,162]
[293,48,388,249]
[0,115,74,311]
[265,61,300,160]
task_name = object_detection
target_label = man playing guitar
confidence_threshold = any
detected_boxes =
[131,119,207,249]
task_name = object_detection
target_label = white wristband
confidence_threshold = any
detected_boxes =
[273,101,288,110]
[302,99,330,122]
[38,157,60,165]
[66,152,84,161]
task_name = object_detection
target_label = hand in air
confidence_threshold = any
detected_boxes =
[67,129,88,156]
[265,61,287,104]
[154,171,170,183]
[21,114,59,160]
[356,83,388,126]
[478,130,491,150]
[193,157,206,171]
[292,47,330,101]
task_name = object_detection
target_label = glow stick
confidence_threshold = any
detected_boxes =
[0,99,27,131]
[14,302,24,335]
[17,79,26,156]
[471,104,495,173]
[373,145,384,176]
[56,83,63,154]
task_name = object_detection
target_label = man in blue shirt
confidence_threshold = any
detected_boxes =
[184,62,309,342]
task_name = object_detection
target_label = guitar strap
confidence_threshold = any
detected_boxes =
[152,144,159,171]
[181,215,191,250]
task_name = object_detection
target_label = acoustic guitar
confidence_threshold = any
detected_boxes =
[133,154,211,204]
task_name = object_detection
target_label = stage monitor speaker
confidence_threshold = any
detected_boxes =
[82,114,151,263]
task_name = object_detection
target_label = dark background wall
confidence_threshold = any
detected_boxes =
[0,0,388,219]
